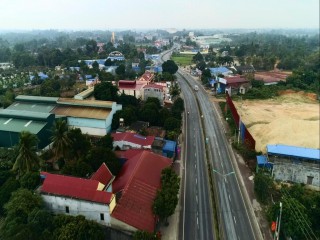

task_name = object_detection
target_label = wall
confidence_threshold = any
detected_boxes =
[0,131,19,148]
[272,159,320,188]
[144,88,164,105]
[42,194,111,226]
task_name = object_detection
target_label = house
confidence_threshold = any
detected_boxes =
[209,67,233,77]
[40,163,115,226]
[138,71,154,83]
[143,84,165,105]
[112,132,155,150]
[209,77,227,94]
[224,76,250,95]
[267,144,320,188]
[233,65,255,74]
[254,71,289,85]
[111,149,172,232]
[118,80,146,99]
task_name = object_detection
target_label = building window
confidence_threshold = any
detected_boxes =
[65,206,69,213]
[307,176,314,185]
[100,213,104,221]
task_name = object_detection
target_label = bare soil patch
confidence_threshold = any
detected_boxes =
[233,92,319,153]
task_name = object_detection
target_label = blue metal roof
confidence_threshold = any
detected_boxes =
[209,67,230,75]
[257,155,267,165]
[267,144,320,161]
[163,140,176,152]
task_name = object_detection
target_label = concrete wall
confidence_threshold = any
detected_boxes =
[272,160,320,187]
[143,88,164,105]
[42,194,111,226]
[113,140,151,150]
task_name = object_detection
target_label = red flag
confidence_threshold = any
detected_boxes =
[271,221,277,232]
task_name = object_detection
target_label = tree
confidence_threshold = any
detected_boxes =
[153,167,180,225]
[96,134,113,149]
[162,60,178,74]
[0,177,20,215]
[169,82,181,99]
[196,60,206,71]
[51,119,72,164]
[254,172,274,204]
[133,230,159,240]
[94,81,119,101]
[20,172,40,190]
[67,128,91,160]
[85,147,121,175]
[164,117,181,131]
[115,64,126,76]
[192,52,204,63]
[13,131,41,176]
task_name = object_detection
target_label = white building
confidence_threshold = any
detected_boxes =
[40,163,116,226]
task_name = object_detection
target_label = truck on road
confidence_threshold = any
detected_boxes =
[194,85,199,91]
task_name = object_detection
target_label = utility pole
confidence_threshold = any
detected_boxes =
[273,202,283,240]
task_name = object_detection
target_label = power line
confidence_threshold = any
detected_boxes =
[281,189,318,240]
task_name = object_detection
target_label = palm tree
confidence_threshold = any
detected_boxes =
[51,119,72,163]
[13,131,40,176]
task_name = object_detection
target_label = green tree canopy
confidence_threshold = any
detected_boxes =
[94,81,119,101]
[13,131,41,176]
[162,60,178,74]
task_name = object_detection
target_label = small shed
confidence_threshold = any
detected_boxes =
[256,155,273,172]
[162,140,177,158]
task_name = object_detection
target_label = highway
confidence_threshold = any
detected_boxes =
[178,69,258,240]
[161,50,215,240]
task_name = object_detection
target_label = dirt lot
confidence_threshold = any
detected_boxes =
[233,91,319,153]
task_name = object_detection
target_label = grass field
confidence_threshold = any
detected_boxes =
[171,54,193,66]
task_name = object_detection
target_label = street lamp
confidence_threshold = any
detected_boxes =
[212,169,235,177]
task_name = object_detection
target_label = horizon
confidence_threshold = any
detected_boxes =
[0,0,319,31]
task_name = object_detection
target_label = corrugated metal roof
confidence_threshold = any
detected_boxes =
[40,172,112,204]
[112,132,155,147]
[0,109,52,121]
[267,144,320,161]
[57,98,114,109]
[163,140,176,152]
[7,102,56,113]
[16,95,59,103]
[0,117,46,134]
[111,150,172,232]
[91,163,114,186]
[52,105,110,120]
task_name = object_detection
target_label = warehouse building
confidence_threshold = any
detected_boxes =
[0,109,55,148]
[267,144,320,188]
[0,95,122,148]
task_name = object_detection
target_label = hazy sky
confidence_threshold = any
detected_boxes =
[0,0,319,30]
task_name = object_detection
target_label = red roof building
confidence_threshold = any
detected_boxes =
[111,149,172,232]
[112,132,155,150]
[40,171,113,204]
[90,162,114,187]
[224,75,250,96]
[118,80,147,99]
[138,71,154,83]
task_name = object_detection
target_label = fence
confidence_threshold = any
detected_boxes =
[226,92,256,150]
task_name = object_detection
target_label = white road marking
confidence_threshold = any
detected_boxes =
[228,194,231,201]
[196,195,198,204]
[196,178,197,185]
[233,216,237,224]
[197,217,199,228]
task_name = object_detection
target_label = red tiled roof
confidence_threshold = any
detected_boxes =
[143,84,164,90]
[40,172,112,204]
[112,132,155,147]
[139,71,154,82]
[118,80,146,91]
[111,150,172,232]
[91,163,114,186]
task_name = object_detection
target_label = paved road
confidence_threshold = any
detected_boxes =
[161,50,215,240]
[179,70,257,240]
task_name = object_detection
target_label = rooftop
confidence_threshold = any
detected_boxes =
[112,132,155,146]
[0,117,46,134]
[90,163,114,186]
[57,98,114,109]
[15,95,59,104]
[267,144,320,161]
[52,105,110,120]
[7,101,56,113]
[111,150,172,232]
[40,172,112,205]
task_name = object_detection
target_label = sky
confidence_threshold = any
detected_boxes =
[0,0,319,30]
